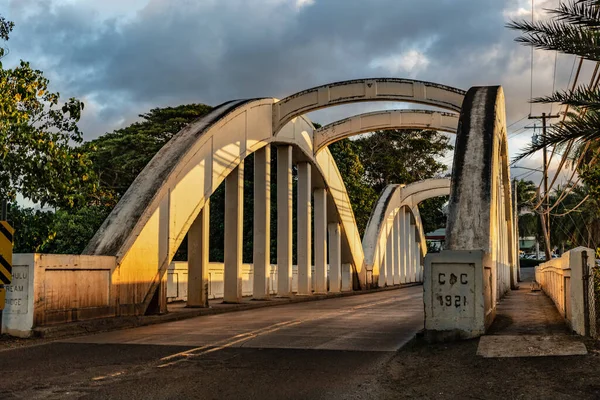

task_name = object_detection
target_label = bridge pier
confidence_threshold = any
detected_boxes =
[385,218,394,286]
[277,145,293,297]
[393,213,401,285]
[187,200,210,307]
[253,145,271,300]
[328,222,341,293]
[314,188,327,294]
[297,162,312,295]
[224,164,244,303]
[399,209,408,284]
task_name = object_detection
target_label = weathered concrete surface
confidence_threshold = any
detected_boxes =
[273,78,465,133]
[314,109,459,153]
[535,247,596,336]
[0,287,424,400]
[425,86,514,340]
[30,284,416,339]
[2,254,117,337]
[478,268,586,357]
[477,335,587,358]
[64,286,423,351]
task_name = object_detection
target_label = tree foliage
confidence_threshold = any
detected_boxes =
[83,104,213,201]
[0,16,95,208]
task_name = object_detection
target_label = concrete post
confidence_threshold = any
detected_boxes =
[399,209,407,284]
[297,162,312,295]
[328,222,341,293]
[409,222,417,282]
[378,240,387,288]
[385,219,394,286]
[314,188,327,294]
[253,145,270,299]
[277,146,293,296]
[224,164,244,303]
[405,211,413,283]
[187,200,210,307]
[392,213,402,285]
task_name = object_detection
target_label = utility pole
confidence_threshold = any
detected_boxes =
[528,112,560,260]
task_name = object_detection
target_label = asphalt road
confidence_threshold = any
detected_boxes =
[0,286,423,400]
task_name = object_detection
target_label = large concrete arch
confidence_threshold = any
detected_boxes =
[273,78,465,134]
[362,178,451,281]
[425,85,517,340]
[84,98,367,314]
[314,110,459,153]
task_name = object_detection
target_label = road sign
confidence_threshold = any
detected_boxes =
[0,220,14,285]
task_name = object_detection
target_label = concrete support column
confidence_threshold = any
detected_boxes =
[378,240,387,288]
[313,188,327,294]
[277,146,293,296]
[224,164,244,303]
[187,200,210,307]
[393,212,401,285]
[401,210,410,283]
[253,145,270,299]
[385,219,394,286]
[297,162,312,295]
[328,222,341,293]
[409,222,417,282]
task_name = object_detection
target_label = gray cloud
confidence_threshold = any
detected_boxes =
[2,0,576,174]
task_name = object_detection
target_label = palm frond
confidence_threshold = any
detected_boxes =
[507,19,600,60]
[550,0,600,30]
[514,110,600,160]
[532,85,600,110]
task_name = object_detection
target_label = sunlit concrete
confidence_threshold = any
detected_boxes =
[314,109,459,153]
[297,162,312,295]
[224,164,244,303]
[424,86,517,341]
[328,223,341,293]
[313,188,327,294]
[64,288,424,352]
[187,200,210,307]
[277,145,293,296]
[273,78,465,134]
[253,145,271,299]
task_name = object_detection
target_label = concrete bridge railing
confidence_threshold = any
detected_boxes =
[535,247,597,337]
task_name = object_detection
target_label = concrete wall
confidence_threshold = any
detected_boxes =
[535,247,596,336]
[1,254,117,337]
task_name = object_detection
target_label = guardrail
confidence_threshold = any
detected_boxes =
[535,247,596,337]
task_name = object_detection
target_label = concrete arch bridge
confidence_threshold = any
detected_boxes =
[81,79,517,339]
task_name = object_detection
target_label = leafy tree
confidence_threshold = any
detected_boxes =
[0,16,95,208]
[329,139,377,236]
[355,129,452,194]
[83,104,213,201]
[8,205,55,253]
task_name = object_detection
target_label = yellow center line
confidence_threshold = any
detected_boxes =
[156,296,399,368]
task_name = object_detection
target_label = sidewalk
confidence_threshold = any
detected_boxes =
[374,268,600,399]
[477,269,586,357]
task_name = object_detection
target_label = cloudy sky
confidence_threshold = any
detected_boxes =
[3,0,593,183]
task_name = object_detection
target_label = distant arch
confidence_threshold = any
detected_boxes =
[314,110,459,153]
[362,178,451,278]
[273,78,465,134]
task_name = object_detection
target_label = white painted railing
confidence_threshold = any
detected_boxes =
[166,262,354,302]
[535,247,596,336]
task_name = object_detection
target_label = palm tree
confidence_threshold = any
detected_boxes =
[507,0,600,158]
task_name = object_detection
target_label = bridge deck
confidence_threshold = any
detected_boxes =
[65,286,424,352]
